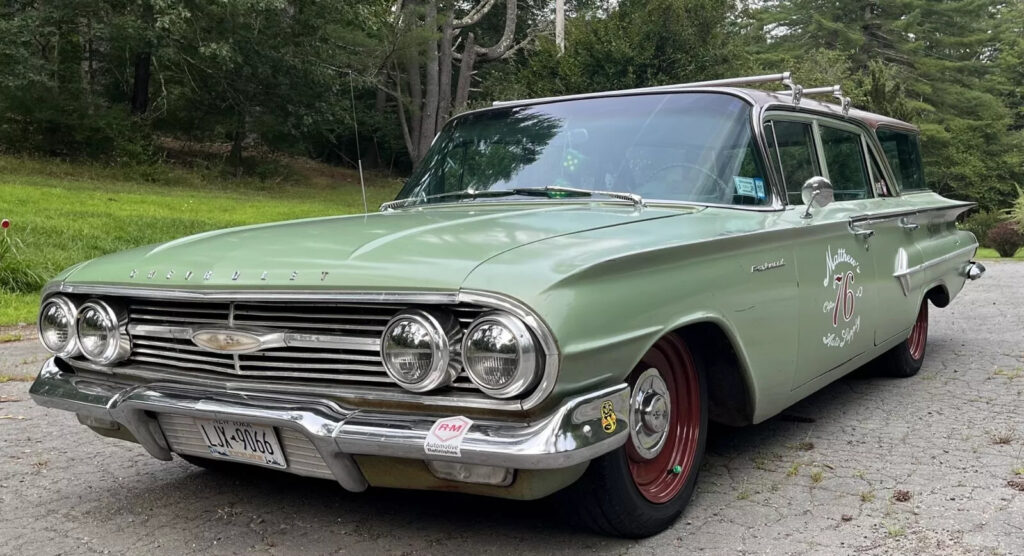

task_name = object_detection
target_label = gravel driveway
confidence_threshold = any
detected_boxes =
[2,262,1022,555]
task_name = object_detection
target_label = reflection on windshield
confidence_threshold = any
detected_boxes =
[397,93,769,207]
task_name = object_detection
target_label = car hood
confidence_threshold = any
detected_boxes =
[60,204,690,291]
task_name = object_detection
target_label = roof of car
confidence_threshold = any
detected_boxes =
[484,85,919,134]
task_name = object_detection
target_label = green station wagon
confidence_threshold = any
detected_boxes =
[29,72,985,538]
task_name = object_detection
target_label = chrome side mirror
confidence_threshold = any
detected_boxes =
[800,176,834,219]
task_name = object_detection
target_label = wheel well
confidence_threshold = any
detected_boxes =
[925,284,950,308]
[672,323,753,427]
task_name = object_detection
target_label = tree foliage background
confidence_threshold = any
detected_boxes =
[0,0,1022,209]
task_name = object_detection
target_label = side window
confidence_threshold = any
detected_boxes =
[867,150,892,197]
[876,129,926,192]
[819,126,871,201]
[765,120,820,205]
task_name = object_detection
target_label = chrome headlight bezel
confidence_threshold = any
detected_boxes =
[75,299,130,365]
[461,312,540,399]
[380,309,460,392]
[38,295,80,358]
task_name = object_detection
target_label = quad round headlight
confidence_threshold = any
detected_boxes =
[76,300,130,364]
[38,296,79,357]
[462,313,539,398]
[380,310,459,392]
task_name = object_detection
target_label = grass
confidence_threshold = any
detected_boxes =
[0,155,403,325]
[975,247,1024,260]
[809,468,825,484]
[994,367,1023,379]
[860,490,876,503]
[884,523,906,538]
[991,430,1016,445]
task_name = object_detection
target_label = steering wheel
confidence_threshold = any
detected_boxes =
[640,162,731,200]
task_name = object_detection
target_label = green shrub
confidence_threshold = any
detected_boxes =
[960,210,1006,248]
[987,221,1024,258]
[0,218,43,293]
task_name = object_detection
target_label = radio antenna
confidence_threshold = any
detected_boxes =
[349,72,368,213]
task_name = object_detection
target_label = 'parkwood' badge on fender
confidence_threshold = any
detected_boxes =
[192,330,264,353]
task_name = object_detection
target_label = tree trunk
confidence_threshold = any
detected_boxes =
[229,113,246,173]
[131,0,155,115]
[417,0,440,161]
[453,32,476,113]
[405,46,423,161]
[436,7,454,130]
[130,52,152,115]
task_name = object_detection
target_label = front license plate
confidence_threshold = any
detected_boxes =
[194,419,287,469]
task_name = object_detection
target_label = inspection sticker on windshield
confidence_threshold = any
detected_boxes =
[733,176,756,197]
[425,416,474,457]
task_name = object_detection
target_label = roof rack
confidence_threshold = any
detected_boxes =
[491,71,853,114]
[778,84,852,115]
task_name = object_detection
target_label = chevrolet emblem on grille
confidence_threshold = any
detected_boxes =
[191,330,264,353]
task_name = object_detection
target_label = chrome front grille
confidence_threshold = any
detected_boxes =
[124,299,484,390]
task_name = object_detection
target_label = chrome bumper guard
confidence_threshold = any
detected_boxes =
[962,260,986,280]
[30,358,629,492]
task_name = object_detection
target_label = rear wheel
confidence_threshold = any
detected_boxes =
[880,300,928,378]
[565,334,708,538]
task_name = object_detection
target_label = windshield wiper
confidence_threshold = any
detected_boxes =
[380,185,645,211]
[509,186,646,208]
[380,188,513,211]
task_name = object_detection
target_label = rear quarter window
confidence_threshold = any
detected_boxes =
[876,128,927,192]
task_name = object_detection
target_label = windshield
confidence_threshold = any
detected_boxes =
[396,92,770,207]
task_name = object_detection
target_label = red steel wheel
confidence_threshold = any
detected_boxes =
[879,299,929,378]
[906,301,928,361]
[563,332,708,538]
[625,335,702,504]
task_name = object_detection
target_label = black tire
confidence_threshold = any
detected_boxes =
[563,334,709,538]
[879,301,928,378]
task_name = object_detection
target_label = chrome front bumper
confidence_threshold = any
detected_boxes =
[29,358,629,492]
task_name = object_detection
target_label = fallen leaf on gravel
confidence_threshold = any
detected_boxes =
[0,415,26,420]
[893,489,912,502]
[0,396,23,403]
[1008,479,1024,492]
[841,514,853,522]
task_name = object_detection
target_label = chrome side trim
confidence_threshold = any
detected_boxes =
[848,202,976,226]
[894,244,978,296]
[30,359,630,489]
[48,284,460,305]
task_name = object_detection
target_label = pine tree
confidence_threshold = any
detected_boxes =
[749,0,1024,210]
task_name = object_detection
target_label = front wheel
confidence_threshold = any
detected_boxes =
[564,334,708,538]
[879,300,929,378]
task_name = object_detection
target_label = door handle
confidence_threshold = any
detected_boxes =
[848,221,874,249]
[899,217,919,231]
